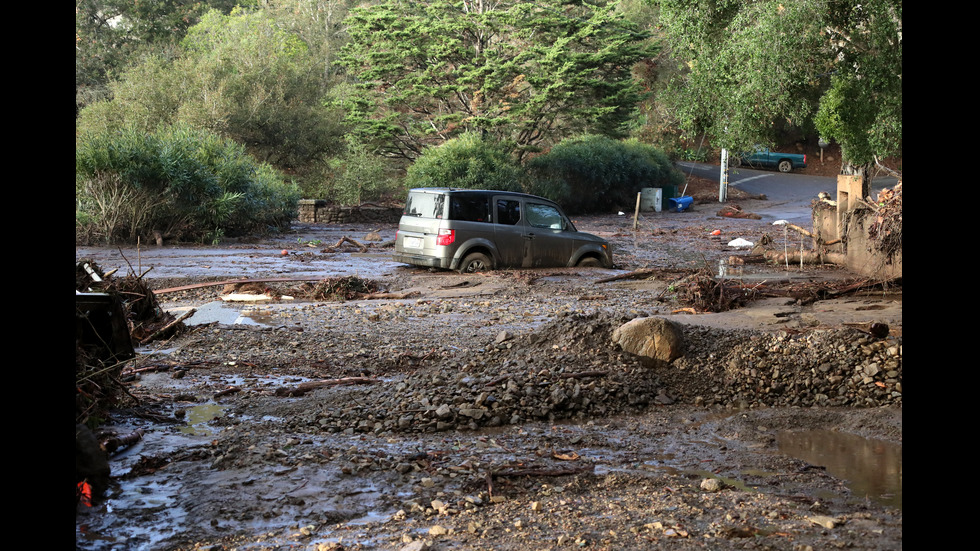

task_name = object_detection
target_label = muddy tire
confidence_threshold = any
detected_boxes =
[458,252,491,274]
[577,257,603,268]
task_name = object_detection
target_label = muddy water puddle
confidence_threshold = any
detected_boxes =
[777,429,902,508]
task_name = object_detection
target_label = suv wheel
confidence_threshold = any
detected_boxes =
[459,252,491,274]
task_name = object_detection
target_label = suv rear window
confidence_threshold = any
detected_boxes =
[404,192,446,219]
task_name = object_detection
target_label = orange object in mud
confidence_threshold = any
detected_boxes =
[77,481,93,507]
[711,230,721,236]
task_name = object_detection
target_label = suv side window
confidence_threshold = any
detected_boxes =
[496,199,521,225]
[449,195,490,223]
[526,202,564,230]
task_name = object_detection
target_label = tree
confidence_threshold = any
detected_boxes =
[654,0,901,179]
[336,0,656,161]
[75,0,243,114]
[76,7,347,172]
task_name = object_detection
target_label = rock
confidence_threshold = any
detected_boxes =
[611,317,684,362]
[807,515,839,529]
[495,330,514,344]
[700,478,723,492]
[429,524,449,536]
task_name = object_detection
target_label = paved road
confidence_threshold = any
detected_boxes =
[676,161,898,225]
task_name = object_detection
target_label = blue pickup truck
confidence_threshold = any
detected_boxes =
[730,147,806,173]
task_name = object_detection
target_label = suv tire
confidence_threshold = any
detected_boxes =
[458,252,491,274]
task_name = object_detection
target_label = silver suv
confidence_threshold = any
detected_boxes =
[394,188,613,273]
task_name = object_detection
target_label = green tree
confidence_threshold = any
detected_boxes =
[527,135,683,214]
[654,0,901,179]
[76,7,347,173]
[336,0,656,161]
[405,132,524,192]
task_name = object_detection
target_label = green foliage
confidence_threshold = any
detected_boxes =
[336,0,656,160]
[332,136,401,205]
[814,0,903,166]
[76,124,299,243]
[75,0,243,114]
[526,135,684,214]
[654,0,901,170]
[76,7,347,173]
[405,133,524,192]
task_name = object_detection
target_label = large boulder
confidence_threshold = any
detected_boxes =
[611,317,683,362]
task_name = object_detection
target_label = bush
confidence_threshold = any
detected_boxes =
[405,133,523,192]
[526,135,685,214]
[76,124,299,244]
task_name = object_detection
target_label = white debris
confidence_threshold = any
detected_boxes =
[727,238,754,249]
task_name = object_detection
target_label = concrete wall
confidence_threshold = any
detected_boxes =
[812,186,902,280]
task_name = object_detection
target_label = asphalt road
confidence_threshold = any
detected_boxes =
[676,161,899,225]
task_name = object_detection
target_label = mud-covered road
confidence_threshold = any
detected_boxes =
[76,200,902,551]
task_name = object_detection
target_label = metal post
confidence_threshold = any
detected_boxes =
[719,149,729,202]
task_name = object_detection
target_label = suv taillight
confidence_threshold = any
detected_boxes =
[436,229,455,246]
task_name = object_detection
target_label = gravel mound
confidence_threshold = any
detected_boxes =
[247,310,903,436]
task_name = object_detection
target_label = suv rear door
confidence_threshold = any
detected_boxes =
[492,196,529,267]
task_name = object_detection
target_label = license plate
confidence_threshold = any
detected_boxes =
[404,236,422,249]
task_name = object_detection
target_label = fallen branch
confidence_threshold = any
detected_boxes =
[785,224,813,238]
[491,465,594,478]
[214,386,241,398]
[360,290,421,300]
[139,308,196,345]
[275,376,379,397]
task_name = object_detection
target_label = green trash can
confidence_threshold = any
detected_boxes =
[661,185,677,204]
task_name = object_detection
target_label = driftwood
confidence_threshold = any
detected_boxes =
[595,268,658,284]
[102,428,145,456]
[763,250,846,265]
[330,236,368,252]
[275,376,379,397]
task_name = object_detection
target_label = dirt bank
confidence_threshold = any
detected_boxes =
[76,207,901,551]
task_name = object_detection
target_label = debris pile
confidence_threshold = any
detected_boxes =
[76,260,187,425]
[307,275,381,301]
[867,182,902,259]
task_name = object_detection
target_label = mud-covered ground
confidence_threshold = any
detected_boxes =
[76,190,902,551]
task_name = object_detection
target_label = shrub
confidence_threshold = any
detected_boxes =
[405,133,523,192]
[526,135,685,214]
[76,124,299,244]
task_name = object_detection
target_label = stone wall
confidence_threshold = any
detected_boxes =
[298,200,402,225]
